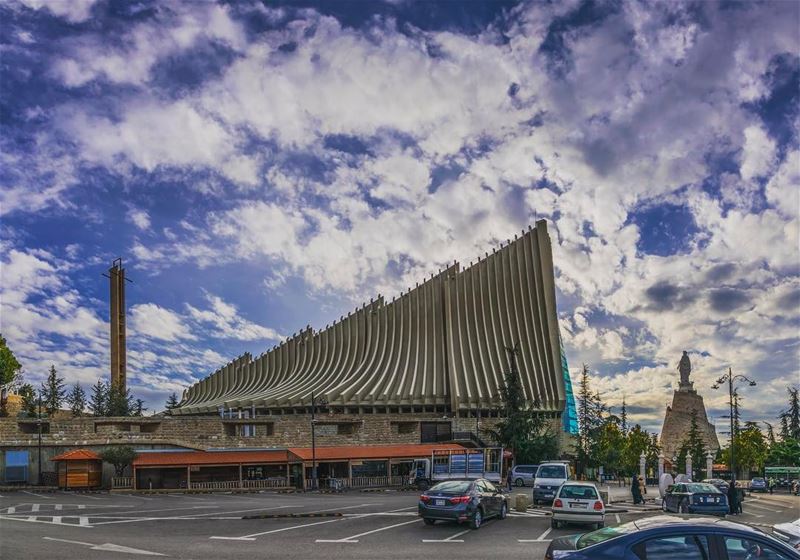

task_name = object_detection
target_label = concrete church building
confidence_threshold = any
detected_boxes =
[0,221,578,489]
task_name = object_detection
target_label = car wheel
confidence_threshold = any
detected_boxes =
[423,518,436,526]
[596,521,605,529]
[551,518,559,529]
[515,478,524,487]
[470,508,483,530]
[661,499,668,512]
[499,502,508,520]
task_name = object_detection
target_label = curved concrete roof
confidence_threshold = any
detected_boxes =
[174,220,565,415]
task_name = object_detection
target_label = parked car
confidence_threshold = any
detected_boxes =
[533,462,570,504]
[510,464,539,487]
[750,477,768,493]
[550,482,605,530]
[772,519,800,551]
[543,515,800,559]
[702,478,731,493]
[418,478,508,529]
[661,482,728,516]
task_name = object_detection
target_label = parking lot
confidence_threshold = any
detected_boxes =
[0,489,796,559]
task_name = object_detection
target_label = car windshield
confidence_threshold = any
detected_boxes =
[576,524,638,549]
[538,465,566,479]
[429,481,471,494]
[560,485,598,499]
[686,483,719,493]
[752,478,765,482]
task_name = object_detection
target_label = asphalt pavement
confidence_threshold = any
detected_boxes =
[0,488,796,559]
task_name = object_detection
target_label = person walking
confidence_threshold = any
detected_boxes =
[728,480,739,515]
[506,468,513,491]
[769,477,776,494]
[631,475,644,505]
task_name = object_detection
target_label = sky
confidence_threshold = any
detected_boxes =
[0,0,798,436]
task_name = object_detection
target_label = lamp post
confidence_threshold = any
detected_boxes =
[712,368,756,481]
[310,391,327,491]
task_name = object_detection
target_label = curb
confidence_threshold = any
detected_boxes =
[242,512,343,519]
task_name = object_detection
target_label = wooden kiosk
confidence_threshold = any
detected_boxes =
[52,449,103,489]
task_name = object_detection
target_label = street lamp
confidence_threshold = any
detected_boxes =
[37,390,43,486]
[310,391,327,491]
[712,368,756,481]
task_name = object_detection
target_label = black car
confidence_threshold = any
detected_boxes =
[418,478,508,529]
[661,482,728,516]
[544,515,800,559]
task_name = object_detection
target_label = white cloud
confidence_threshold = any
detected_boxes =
[740,125,777,181]
[127,208,151,231]
[185,293,283,341]
[15,0,98,23]
[129,303,196,342]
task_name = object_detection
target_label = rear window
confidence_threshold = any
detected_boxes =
[430,481,472,493]
[560,485,598,499]
[576,524,637,549]
[686,483,719,494]
[537,465,567,479]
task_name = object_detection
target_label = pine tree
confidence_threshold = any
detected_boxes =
[678,410,706,477]
[40,365,66,415]
[89,379,108,417]
[779,415,791,441]
[732,390,742,438]
[67,383,87,417]
[764,422,776,447]
[18,383,37,417]
[134,399,146,417]
[620,396,628,436]
[107,384,134,417]
[576,364,607,476]
[165,392,180,410]
[782,387,800,440]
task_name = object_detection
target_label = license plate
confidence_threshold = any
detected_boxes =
[435,499,445,506]
[569,502,587,509]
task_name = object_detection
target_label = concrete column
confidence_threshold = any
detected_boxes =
[238,464,243,488]
[706,451,714,479]
[639,452,647,482]
[686,453,692,479]
[658,454,664,480]
[187,466,191,490]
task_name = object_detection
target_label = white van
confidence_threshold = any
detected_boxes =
[533,462,570,504]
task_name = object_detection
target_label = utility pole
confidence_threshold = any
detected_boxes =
[37,391,42,486]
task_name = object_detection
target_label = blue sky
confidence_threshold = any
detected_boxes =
[1,0,798,434]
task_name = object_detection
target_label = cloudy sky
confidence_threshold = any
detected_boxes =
[1,0,797,434]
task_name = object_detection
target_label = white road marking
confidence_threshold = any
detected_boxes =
[55,505,62,511]
[32,504,40,512]
[745,502,783,513]
[738,511,765,519]
[79,517,89,526]
[22,491,51,499]
[6,507,15,514]
[0,515,92,528]
[165,494,205,500]
[422,529,470,543]
[180,505,297,518]
[43,536,164,556]
[518,527,553,543]
[615,514,621,524]
[316,518,422,543]
[52,516,62,524]
[211,518,345,541]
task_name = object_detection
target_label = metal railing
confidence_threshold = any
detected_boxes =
[305,475,411,490]
[112,476,133,489]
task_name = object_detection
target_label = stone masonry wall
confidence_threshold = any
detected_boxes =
[659,390,720,458]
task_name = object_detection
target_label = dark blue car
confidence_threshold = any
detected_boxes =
[418,478,508,529]
[661,482,729,516]
[544,516,800,559]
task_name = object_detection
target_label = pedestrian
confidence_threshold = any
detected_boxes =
[769,477,775,494]
[506,468,513,491]
[728,480,739,515]
[631,475,644,505]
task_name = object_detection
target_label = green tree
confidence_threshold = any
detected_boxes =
[488,345,559,464]
[780,387,800,440]
[100,446,138,476]
[40,365,66,415]
[779,415,791,441]
[134,398,146,417]
[622,424,651,476]
[734,422,769,476]
[107,384,134,417]
[67,383,87,417]
[677,410,706,478]
[646,433,662,474]
[0,334,23,417]
[165,392,180,410]
[764,422,776,446]
[575,364,606,476]
[620,397,628,436]
[89,379,108,417]
[765,438,800,466]
[595,418,626,476]
[18,383,37,417]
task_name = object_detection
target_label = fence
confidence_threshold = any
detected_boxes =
[189,478,290,490]
[112,476,133,489]
[304,475,411,490]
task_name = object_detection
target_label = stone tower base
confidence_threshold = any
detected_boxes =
[659,389,719,458]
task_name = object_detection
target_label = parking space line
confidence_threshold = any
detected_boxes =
[32,504,40,512]
[738,511,765,519]
[316,518,422,543]
[422,529,470,543]
[165,494,206,500]
[518,527,552,543]
[211,517,346,540]
[745,502,783,513]
[22,491,51,499]
[615,514,621,524]
[0,515,92,528]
